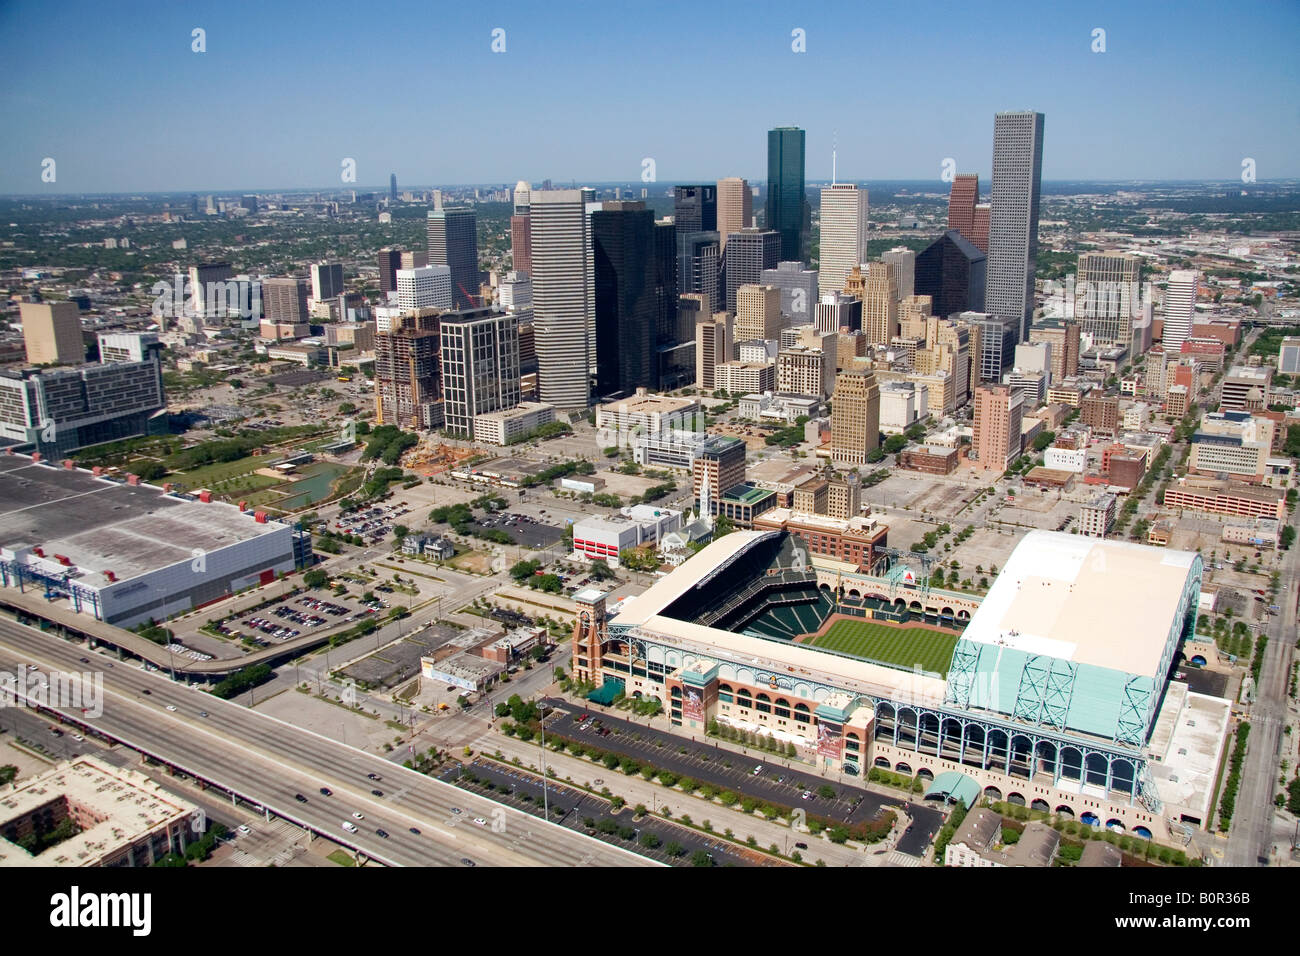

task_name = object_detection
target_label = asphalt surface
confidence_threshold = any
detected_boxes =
[0,616,657,868]
[540,698,943,855]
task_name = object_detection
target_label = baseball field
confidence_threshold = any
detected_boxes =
[808,618,959,676]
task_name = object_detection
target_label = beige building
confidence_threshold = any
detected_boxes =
[862,261,899,346]
[716,177,752,251]
[714,361,774,395]
[973,383,1024,471]
[1028,321,1080,384]
[20,301,83,365]
[776,346,835,399]
[830,368,881,465]
[694,308,732,391]
[735,285,782,343]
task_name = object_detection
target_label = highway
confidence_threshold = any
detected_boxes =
[0,616,656,868]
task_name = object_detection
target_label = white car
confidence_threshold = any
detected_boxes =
[237,824,251,834]
[165,705,177,712]
[341,821,358,834]
[473,817,487,827]
[351,811,365,820]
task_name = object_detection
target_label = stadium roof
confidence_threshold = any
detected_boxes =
[0,455,290,583]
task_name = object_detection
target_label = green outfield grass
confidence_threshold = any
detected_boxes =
[809,618,959,676]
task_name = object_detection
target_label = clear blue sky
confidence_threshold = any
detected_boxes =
[1,0,1297,194]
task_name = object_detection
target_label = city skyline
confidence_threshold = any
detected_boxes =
[1,0,1298,194]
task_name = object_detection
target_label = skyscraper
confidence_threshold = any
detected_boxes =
[761,261,819,325]
[734,285,782,343]
[427,207,480,309]
[677,231,721,315]
[724,228,780,313]
[439,308,521,436]
[861,262,899,347]
[374,314,441,429]
[1162,270,1199,352]
[986,111,1045,344]
[817,184,869,297]
[396,265,453,311]
[1077,251,1142,352]
[766,127,809,264]
[310,262,344,302]
[830,368,881,465]
[511,181,532,275]
[261,278,310,325]
[19,301,83,365]
[530,189,593,408]
[716,178,752,252]
[693,304,731,392]
[915,230,987,318]
[378,248,401,296]
[882,248,916,301]
[673,185,717,234]
[972,383,1024,472]
[389,173,398,203]
[592,201,656,398]
[947,174,978,240]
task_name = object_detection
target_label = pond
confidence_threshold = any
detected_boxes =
[274,462,353,510]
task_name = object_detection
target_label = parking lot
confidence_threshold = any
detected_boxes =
[324,499,418,545]
[471,511,565,550]
[541,699,943,851]
[214,591,387,647]
[442,759,775,867]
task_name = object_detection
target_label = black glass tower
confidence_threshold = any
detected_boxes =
[591,202,656,398]
[766,127,809,264]
[427,208,480,309]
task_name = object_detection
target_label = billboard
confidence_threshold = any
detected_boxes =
[816,720,842,760]
[683,688,704,723]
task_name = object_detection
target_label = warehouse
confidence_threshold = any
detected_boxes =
[0,452,309,628]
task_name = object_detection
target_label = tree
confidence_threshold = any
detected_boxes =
[690,850,712,867]
[393,525,409,539]
[303,569,328,588]
[588,559,616,582]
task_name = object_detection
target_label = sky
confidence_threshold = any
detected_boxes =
[1,0,1297,194]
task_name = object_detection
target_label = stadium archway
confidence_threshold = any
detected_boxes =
[895,762,912,775]
[1085,752,1109,788]
[1110,758,1136,796]
[1060,746,1083,782]
[847,588,861,599]
[917,713,940,756]
[982,786,1002,802]
[1080,812,1100,827]
[916,767,934,782]
[956,609,971,622]
[1035,740,1058,776]
[874,757,891,769]
[1031,799,1050,813]
[893,598,907,612]
[1133,826,1153,839]
[1055,805,1074,819]
[1190,654,1207,666]
[963,724,986,767]
[1106,818,1125,833]
[1009,734,1033,779]
[1007,792,1025,806]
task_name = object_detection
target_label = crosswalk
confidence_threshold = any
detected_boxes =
[226,820,306,867]
[886,850,925,867]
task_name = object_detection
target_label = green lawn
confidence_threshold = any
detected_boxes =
[809,619,959,676]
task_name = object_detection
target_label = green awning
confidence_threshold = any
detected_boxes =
[586,679,625,705]
[924,771,980,809]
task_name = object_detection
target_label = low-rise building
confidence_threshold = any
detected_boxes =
[572,506,683,566]
[896,445,959,475]
[472,401,556,445]
[751,508,888,569]
[1163,476,1286,522]
[1079,494,1117,538]
[737,392,820,424]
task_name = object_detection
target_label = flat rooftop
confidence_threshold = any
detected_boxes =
[961,530,1198,677]
[597,393,698,416]
[1145,683,1232,822]
[0,455,289,583]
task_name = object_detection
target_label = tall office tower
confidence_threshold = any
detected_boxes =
[396,265,453,311]
[970,312,1018,383]
[862,262,899,346]
[947,174,978,240]
[511,180,532,274]
[830,368,881,465]
[971,205,990,253]
[19,301,83,365]
[439,307,521,436]
[427,207,480,309]
[399,251,429,270]
[1028,320,1080,384]
[972,383,1024,471]
[187,261,235,321]
[1077,251,1142,351]
[815,292,862,334]
[374,317,441,429]
[694,307,732,391]
[677,231,721,315]
[766,127,809,263]
[673,184,717,234]
[241,195,258,213]
[498,271,533,311]
[591,201,656,398]
[530,189,594,408]
[882,248,916,301]
[914,230,987,317]
[389,173,398,203]
[818,184,869,296]
[724,228,780,313]
[378,248,402,296]
[734,284,782,343]
[986,110,1045,344]
[1162,270,1198,352]
[310,262,344,302]
[653,219,692,389]
[261,277,311,324]
[716,177,752,251]
[761,261,819,325]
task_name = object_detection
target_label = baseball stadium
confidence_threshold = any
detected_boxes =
[571,528,1231,841]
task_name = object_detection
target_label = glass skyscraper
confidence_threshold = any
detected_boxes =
[765,127,809,265]
[986,111,1045,349]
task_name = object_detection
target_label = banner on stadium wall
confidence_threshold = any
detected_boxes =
[816,720,842,760]
[683,688,704,722]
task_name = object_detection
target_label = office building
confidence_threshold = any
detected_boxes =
[735,284,782,343]
[498,271,532,311]
[378,248,402,296]
[592,201,656,397]
[439,307,521,437]
[673,184,717,234]
[714,361,774,395]
[862,261,900,347]
[186,262,235,323]
[677,230,721,316]
[510,180,533,275]
[722,228,779,314]
[947,174,979,246]
[427,207,480,309]
[399,251,428,270]
[1220,365,1272,413]
[882,247,916,301]
[1278,336,1300,375]
[761,261,819,325]
[1162,270,1199,352]
[310,262,344,302]
[818,184,869,296]
[1029,320,1080,384]
[986,111,1045,343]
[261,277,310,325]
[530,189,594,408]
[972,384,1024,471]
[970,312,1018,383]
[19,301,83,365]
[777,346,835,400]
[716,177,752,251]
[396,265,453,312]
[1077,251,1142,351]
[695,308,732,392]
[815,291,862,335]
[830,368,881,465]
[915,230,987,319]
[766,127,809,263]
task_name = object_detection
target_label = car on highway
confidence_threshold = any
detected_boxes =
[238,825,251,834]
[450,807,462,815]
[351,811,364,820]
[341,821,358,834]
[79,657,89,664]
[319,787,333,796]
[165,705,177,712]
[198,711,208,718]
[295,793,308,803]
[72,734,84,742]
[141,689,151,695]
[409,827,421,835]
[375,829,389,839]
[371,789,383,796]
[367,772,382,781]
[461,858,476,867]
[473,817,487,827]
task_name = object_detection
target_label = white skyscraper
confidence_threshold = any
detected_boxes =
[1162,270,1198,351]
[818,184,869,297]
[531,189,594,408]
[987,111,1045,347]
[395,265,452,311]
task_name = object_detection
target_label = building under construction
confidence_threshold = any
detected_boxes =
[374,312,442,429]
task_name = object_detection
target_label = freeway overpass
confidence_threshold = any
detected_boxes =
[0,615,656,868]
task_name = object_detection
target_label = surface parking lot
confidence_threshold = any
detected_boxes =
[541,699,943,855]
[441,759,776,867]
[217,593,382,646]
[471,512,565,549]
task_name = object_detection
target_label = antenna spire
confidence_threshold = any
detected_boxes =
[832,129,838,186]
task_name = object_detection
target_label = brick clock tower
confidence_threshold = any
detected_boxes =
[571,588,607,686]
